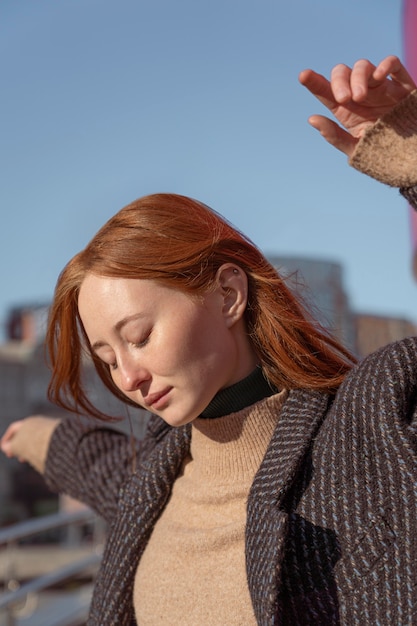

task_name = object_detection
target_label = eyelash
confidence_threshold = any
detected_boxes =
[107,332,151,372]
[133,334,151,349]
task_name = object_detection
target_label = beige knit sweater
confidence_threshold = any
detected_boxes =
[134,390,288,625]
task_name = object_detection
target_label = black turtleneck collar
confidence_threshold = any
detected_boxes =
[199,367,278,419]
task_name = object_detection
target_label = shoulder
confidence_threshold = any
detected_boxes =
[304,338,417,523]
[321,336,417,457]
[359,334,417,368]
[338,336,417,404]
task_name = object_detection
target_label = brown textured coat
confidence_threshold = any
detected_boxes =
[44,337,417,625]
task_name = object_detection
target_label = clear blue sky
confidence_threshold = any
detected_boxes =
[1,0,415,341]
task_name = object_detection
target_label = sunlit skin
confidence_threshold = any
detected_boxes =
[77,264,259,427]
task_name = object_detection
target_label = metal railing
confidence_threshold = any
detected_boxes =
[0,509,103,626]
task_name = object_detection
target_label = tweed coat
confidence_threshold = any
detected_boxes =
[43,336,417,625]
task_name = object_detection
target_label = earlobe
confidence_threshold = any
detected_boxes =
[215,264,248,327]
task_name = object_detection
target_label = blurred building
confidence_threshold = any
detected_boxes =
[269,256,356,351]
[6,303,49,344]
[268,256,416,357]
[353,313,417,359]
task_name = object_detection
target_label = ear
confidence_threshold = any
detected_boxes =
[215,264,248,328]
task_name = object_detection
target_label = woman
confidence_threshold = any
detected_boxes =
[2,56,417,625]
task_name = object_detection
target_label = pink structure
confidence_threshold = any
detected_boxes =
[403,0,417,279]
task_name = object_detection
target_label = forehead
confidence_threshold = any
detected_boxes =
[77,274,198,329]
[79,274,176,310]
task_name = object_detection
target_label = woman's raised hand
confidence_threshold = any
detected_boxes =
[299,55,416,156]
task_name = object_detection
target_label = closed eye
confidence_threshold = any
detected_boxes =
[91,348,118,371]
[95,353,118,371]
[132,330,152,349]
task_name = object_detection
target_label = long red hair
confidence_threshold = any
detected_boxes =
[47,193,355,419]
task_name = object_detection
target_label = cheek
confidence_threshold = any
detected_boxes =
[178,316,232,371]
[148,298,234,379]
[154,312,224,373]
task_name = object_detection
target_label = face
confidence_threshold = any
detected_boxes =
[78,272,258,426]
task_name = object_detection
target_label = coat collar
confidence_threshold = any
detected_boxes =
[246,388,331,625]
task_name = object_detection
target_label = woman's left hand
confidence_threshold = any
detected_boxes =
[1,420,25,461]
[299,55,416,156]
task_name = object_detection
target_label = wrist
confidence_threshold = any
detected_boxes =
[349,90,417,187]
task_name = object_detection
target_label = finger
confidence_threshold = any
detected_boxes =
[349,59,378,101]
[0,421,23,449]
[2,421,23,440]
[374,55,417,91]
[0,438,13,457]
[299,69,338,112]
[308,115,357,156]
[329,64,355,104]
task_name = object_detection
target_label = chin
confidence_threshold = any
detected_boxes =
[159,410,199,428]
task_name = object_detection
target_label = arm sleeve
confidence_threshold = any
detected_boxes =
[43,414,169,523]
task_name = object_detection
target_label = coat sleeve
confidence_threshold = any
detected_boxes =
[43,414,171,523]
[279,336,417,625]
[329,336,417,621]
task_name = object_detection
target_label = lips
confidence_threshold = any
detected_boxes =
[144,387,172,409]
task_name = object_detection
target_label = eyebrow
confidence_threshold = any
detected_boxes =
[91,313,146,351]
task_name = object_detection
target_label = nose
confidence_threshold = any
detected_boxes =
[115,354,150,393]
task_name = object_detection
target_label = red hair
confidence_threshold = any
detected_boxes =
[47,193,355,419]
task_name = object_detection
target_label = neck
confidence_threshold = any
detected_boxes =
[200,367,278,419]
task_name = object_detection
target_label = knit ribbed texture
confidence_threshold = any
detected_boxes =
[350,89,417,187]
[134,391,287,625]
